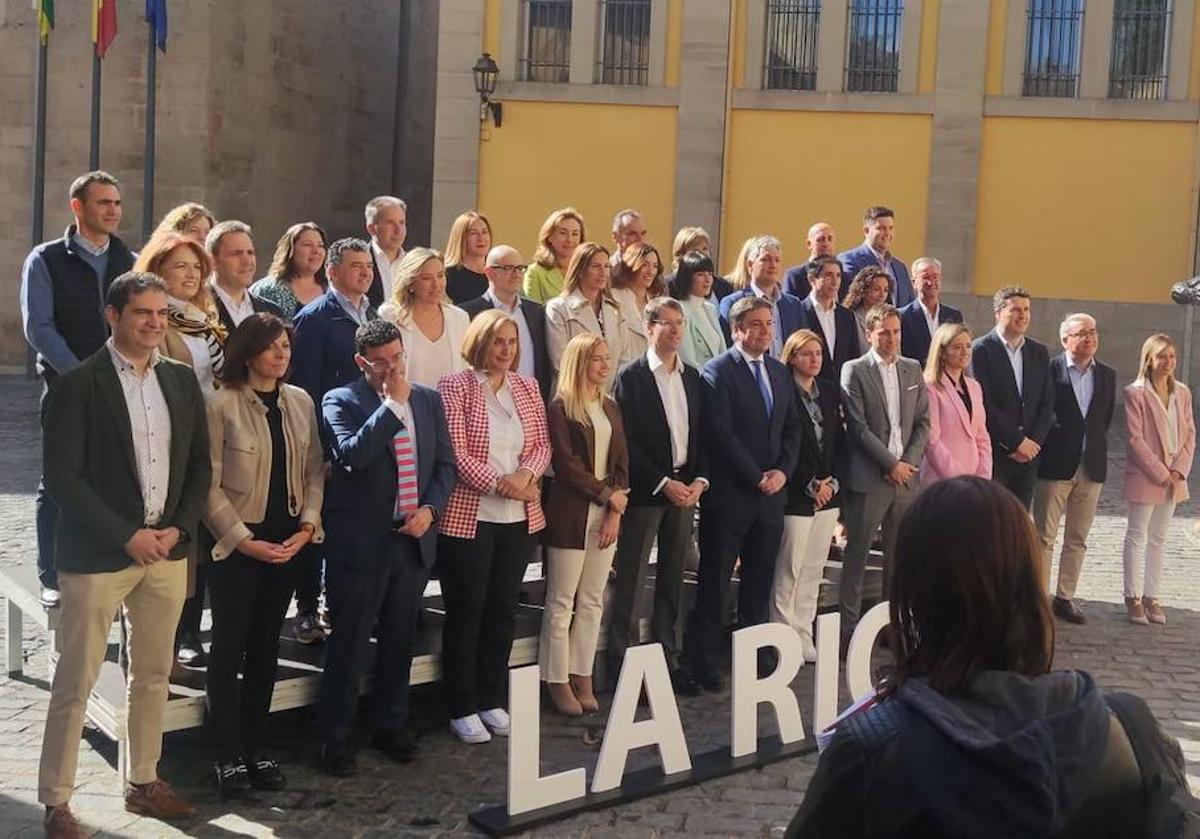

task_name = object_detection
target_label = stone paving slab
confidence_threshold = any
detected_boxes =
[1,375,1198,837]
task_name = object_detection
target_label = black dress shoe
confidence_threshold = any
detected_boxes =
[670,668,701,697]
[176,632,207,668]
[372,730,419,764]
[214,759,251,798]
[246,755,286,790]
[1052,597,1086,624]
[319,742,356,777]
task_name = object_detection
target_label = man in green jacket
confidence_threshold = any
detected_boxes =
[38,272,211,838]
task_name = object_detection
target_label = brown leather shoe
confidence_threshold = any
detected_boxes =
[546,681,583,716]
[125,779,196,821]
[1125,597,1149,625]
[569,674,600,714]
[44,804,86,839]
[1051,596,1086,624]
[1143,598,1167,625]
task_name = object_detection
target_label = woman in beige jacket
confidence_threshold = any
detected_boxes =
[203,313,324,796]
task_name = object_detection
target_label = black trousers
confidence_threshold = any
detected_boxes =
[292,543,322,616]
[438,522,535,718]
[683,493,784,678]
[319,534,428,747]
[994,455,1039,510]
[175,528,213,645]
[205,552,297,761]
[35,381,57,589]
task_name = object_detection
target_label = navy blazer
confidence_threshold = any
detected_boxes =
[783,260,848,301]
[837,244,914,308]
[612,354,709,506]
[1037,354,1117,483]
[210,282,283,336]
[459,293,552,401]
[970,330,1056,454]
[717,288,806,347]
[898,299,964,365]
[797,296,859,386]
[701,348,803,510]
[321,377,456,569]
[291,290,377,413]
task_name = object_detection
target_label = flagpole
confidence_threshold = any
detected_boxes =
[89,52,101,169]
[31,24,49,377]
[142,17,156,241]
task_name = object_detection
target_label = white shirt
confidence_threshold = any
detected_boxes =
[995,326,1026,398]
[807,291,838,354]
[920,299,939,337]
[107,339,172,525]
[212,281,256,327]
[585,400,611,482]
[870,347,904,459]
[382,394,419,518]
[476,373,527,524]
[648,348,690,475]
[486,289,537,380]
[372,240,405,303]
[179,332,216,396]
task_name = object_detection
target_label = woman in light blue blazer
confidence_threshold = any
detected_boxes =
[670,250,727,368]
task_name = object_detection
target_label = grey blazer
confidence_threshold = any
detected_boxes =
[840,350,930,493]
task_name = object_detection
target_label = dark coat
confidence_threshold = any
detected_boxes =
[784,378,843,516]
[1037,353,1117,482]
[797,295,860,385]
[459,293,553,400]
[898,299,964,365]
[970,330,1056,454]
[209,281,283,335]
[291,290,377,411]
[544,396,630,549]
[837,243,915,307]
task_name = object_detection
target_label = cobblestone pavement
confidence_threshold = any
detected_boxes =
[2,374,1198,837]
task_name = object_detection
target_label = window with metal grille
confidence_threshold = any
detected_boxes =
[764,1,821,91]
[1022,0,1085,97]
[845,0,904,93]
[522,0,572,82]
[599,0,651,85]
[1109,0,1171,99]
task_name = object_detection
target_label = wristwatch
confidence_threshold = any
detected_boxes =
[422,505,440,523]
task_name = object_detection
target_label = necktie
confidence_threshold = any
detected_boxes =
[393,423,419,518]
[752,359,773,419]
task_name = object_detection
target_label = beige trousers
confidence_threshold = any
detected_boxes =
[38,558,186,805]
[770,508,840,644]
[1032,465,1104,599]
[539,504,617,683]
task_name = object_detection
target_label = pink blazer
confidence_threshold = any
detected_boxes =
[921,374,992,486]
[1123,381,1195,505]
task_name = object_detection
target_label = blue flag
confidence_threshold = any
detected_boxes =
[146,0,167,51]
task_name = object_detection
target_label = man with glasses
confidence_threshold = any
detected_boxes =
[460,244,552,400]
[1031,314,1115,624]
[608,297,709,693]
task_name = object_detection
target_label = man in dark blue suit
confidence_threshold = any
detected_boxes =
[782,221,846,300]
[971,286,1055,509]
[317,320,455,775]
[717,235,804,355]
[797,256,859,385]
[897,257,963,364]
[836,206,914,307]
[682,297,803,689]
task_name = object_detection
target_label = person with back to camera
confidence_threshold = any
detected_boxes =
[787,475,1190,838]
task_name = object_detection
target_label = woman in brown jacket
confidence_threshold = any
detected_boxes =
[540,333,630,716]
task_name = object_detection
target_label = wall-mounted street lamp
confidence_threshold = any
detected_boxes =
[473,52,503,128]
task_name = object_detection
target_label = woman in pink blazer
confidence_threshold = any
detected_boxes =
[1121,334,1195,626]
[920,323,992,486]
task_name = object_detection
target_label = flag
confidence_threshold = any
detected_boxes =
[33,0,54,43]
[146,0,167,52]
[92,0,117,58]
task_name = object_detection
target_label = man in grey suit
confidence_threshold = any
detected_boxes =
[839,303,930,646]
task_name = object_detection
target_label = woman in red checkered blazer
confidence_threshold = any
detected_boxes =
[436,309,551,745]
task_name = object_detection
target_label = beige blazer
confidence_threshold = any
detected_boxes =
[544,289,627,391]
[204,383,325,560]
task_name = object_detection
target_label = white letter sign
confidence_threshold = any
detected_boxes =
[730,623,805,758]
[508,665,586,815]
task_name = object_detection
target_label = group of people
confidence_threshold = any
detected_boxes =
[20,171,1196,837]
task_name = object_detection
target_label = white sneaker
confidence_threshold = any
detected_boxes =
[478,707,510,736]
[449,714,492,744]
[800,636,818,663]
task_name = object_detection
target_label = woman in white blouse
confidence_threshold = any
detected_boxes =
[670,250,726,368]
[378,247,470,387]
[609,242,666,368]
[544,241,627,392]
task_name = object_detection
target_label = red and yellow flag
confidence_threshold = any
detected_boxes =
[92,0,117,57]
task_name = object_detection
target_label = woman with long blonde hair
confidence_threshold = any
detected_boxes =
[153,202,217,245]
[523,207,585,303]
[540,333,629,716]
[543,241,627,390]
[442,210,493,303]
[378,247,470,387]
[920,322,991,485]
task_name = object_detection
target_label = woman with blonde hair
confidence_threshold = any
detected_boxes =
[544,242,627,391]
[541,333,629,716]
[443,210,493,304]
[153,202,217,245]
[920,322,991,485]
[842,267,892,354]
[250,222,328,321]
[1120,333,1195,625]
[378,247,470,387]
[665,226,733,302]
[609,242,666,364]
[523,207,585,303]
[725,236,756,292]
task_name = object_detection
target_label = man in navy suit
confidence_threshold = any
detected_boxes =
[897,257,963,364]
[971,286,1055,509]
[1031,314,1116,624]
[683,297,803,689]
[718,235,804,355]
[459,244,552,400]
[205,221,282,333]
[318,319,455,776]
[797,255,859,385]
[837,206,914,307]
[782,221,845,300]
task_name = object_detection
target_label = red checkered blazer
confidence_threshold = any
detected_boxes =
[436,369,552,539]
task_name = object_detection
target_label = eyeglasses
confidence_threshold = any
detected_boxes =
[360,351,407,370]
[489,264,528,276]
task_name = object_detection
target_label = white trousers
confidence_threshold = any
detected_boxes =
[770,508,839,644]
[539,504,617,683]
[1122,500,1177,599]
